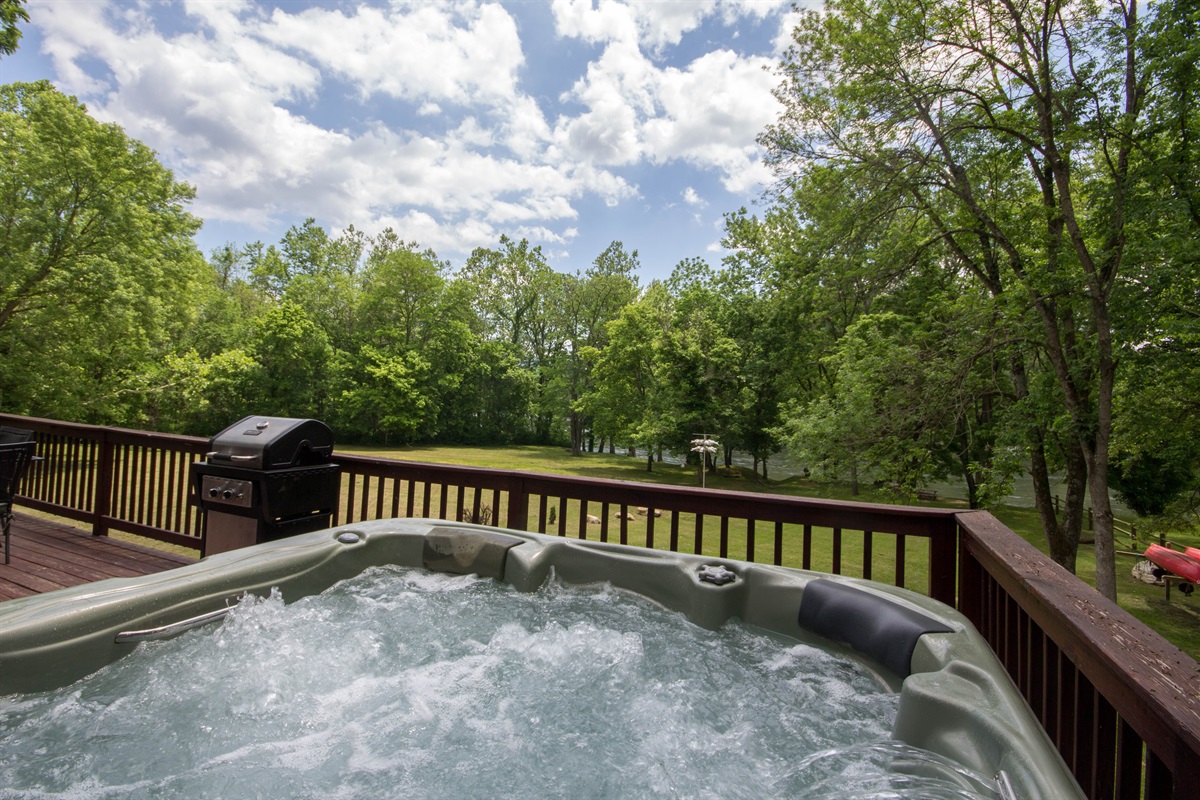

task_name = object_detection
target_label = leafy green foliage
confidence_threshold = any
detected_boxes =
[0,81,203,423]
[0,0,28,57]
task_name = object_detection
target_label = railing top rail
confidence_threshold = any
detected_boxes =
[0,413,207,452]
[956,510,1200,770]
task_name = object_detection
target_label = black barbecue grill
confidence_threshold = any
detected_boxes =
[191,416,340,556]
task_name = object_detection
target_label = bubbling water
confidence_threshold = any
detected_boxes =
[0,567,996,799]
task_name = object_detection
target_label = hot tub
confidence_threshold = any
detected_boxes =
[0,519,1082,799]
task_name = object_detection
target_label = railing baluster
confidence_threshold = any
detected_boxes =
[1075,671,1097,791]
[1113,720,1143,800]
[357,474,371,521]
[1092,694,1117,800]
[346,474,359,523]
[374,477,386,520]
[862,529,872,580]
[1143,748,1171,798]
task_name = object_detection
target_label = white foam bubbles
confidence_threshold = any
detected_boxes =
[0,567,997,799]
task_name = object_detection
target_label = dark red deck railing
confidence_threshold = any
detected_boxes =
[2,413,1197,799]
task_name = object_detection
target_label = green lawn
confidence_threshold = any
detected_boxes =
[343,443,1200,660]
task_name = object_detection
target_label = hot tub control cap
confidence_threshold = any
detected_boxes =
[698,564,737,586]
[336,532,361,544]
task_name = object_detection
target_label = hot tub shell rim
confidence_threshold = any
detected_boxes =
[0,518,1082,800]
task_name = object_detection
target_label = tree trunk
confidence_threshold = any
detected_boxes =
[1052,440,1087,574]
[1085,310,1120,599]
[569,410,582,456]
[954,414,981,509]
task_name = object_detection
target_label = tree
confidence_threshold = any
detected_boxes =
[149,348,262,436]
[334,345,432,444]
[762,0,1151,598]
[0,81,204,423]
[248,302,332,418]
[357,239,447,351]
[269,219,366,351]
[1106,0,1200,522]
[658,260,746,464]
[460,235,555,352]
[582,282,672,468]
[0,0,28,58]
[571,242,641,454]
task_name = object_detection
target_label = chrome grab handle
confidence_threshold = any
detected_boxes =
[115,607,232,643]
[205,451,257,462]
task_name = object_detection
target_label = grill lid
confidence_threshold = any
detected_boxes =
[206,416,334,470]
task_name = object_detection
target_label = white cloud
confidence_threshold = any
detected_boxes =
[22,0,791,272]
[642,48,780,191]
[551,0,641,46]
[553,37,779,192]
[552,0,792,52]
[259,3,525,107]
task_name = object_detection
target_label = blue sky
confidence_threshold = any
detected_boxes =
[1,1,806,281]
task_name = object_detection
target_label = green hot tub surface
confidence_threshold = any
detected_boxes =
[0,518,1083,799]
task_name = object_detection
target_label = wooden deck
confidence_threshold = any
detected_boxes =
[0,513,196,600]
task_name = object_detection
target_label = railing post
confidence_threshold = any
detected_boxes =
[956,524,984,625]
[93,432,115,537]
[928,516,958,607]
[505,475,529,531]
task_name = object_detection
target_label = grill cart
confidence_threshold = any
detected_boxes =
[191,416,340,556]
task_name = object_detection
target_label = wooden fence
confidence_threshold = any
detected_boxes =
[2,413,1197,799]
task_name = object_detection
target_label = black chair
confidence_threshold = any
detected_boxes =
[0,426,34,445]
[0,441,37,565]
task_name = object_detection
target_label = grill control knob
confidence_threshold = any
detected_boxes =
[222,489,234,499]
[208,487,219,498]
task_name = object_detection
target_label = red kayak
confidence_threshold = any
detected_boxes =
[1186,546,1200,562]
[1145,544,1200,583]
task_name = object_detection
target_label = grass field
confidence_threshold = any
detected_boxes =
[342,443,1200,660]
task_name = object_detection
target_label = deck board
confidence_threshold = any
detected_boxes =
[0,514,195,600]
